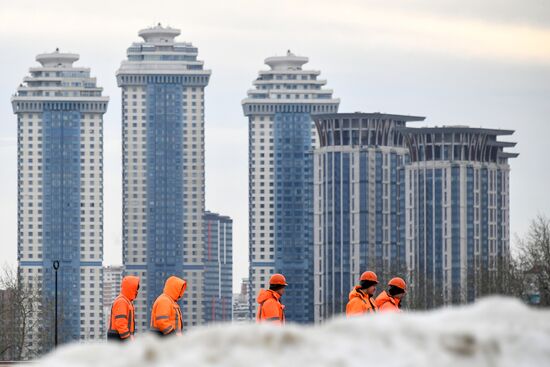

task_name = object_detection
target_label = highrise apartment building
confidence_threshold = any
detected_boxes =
[242,51,339,322]
[12,50,108,352]
[117,24,210,329]
[312,112,424,321]
[203,211,233,323]
[401,127,517,306]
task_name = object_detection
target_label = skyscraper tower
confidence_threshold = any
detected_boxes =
[400,126,517,306]
[242,51,339,323]
[312,112,424,322]
[117,24,211,329]
[12,50,108,353]
[203,211,233,323]
[102,265,123,329]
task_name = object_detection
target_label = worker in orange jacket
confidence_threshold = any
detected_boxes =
[375,277,406,313]
[150,276,187,337]
[256,273,287,324]
[346,271,378,316]
[107,275,140,341]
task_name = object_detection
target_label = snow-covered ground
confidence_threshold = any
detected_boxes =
[39,297,550,367]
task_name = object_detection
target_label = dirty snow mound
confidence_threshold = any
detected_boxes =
[39,297,550,367]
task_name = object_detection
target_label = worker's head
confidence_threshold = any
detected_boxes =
[388,277,406,300]
[164,276,187,301]
[121,276,140,301]
[359,271,378,296]
[269,274,288,296]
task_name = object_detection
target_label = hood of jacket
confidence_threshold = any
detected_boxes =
[257,289,280,304]
[349,285,369,301]
[376,290,399,308]
[121,276,140,301]
[164,276,187,302]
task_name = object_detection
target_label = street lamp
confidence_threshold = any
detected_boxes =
[52,260,59,348]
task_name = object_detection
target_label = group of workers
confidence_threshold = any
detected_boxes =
[107,270,406,340]
[256,271,407,324]
[107,275,186,341]
[344,271,406,316]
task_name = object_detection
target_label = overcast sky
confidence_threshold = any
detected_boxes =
[0,0,549,292]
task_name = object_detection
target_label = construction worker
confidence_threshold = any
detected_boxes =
[346,271,378,316]
[107,275,140,341]
[150,276,186,337]
[256,273,287,324]
[375,277,406,313]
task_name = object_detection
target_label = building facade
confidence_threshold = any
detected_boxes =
[232,278,251,323]
[0,288,18,360]
[312,113,424,321]
[12,50,108,353]
[203,211,233,323]
[117,24,211,330]
[242,51,339,323]
[401,127,517,306]
[102,265,123,329]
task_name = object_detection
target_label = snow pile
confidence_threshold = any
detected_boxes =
[39,297,550,367]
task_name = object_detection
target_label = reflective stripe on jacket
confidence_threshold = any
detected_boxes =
[107,276,139,339]
[150,276,186,336]
[256,289,285,324]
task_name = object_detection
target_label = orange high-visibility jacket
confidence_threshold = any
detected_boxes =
[108,276,139,340]
[375,291,401,313]
[256,289,285,324]
[150,276,186,336]
[346,286,378,316]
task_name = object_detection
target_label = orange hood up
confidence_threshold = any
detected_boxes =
[164,276,187,301]
[121,276,140,301]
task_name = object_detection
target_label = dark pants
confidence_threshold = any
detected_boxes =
[150,329,175,337]
[107,331,130,342]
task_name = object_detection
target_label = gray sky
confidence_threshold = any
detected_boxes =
[0,0,549,292]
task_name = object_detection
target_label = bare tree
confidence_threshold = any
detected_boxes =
[517,215,550,306]
[474,254,525,300]
[0,265,42,361]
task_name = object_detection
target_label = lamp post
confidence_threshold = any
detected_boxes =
[53,260,59,348]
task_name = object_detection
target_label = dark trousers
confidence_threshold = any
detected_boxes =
[107,331,130,342]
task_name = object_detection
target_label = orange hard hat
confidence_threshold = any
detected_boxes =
[360,271,378,283]
[388,277,406,291]
[269,273,288,286]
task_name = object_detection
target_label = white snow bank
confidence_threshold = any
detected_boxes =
[39,297,550,367]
